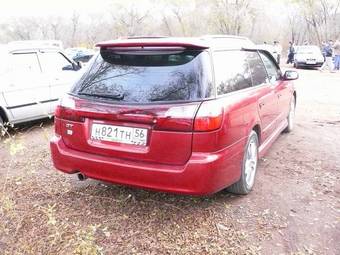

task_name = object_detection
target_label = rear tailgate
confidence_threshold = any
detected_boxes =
[59,99,200,165]
[58,43,213,166]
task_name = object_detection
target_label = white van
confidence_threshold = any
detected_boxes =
[0,41,82,127]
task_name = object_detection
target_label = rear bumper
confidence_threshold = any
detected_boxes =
[50,136,244,195]
[295,61,323,67]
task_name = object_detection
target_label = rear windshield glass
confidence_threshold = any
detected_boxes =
[296,46,320,53]
[71,49,213,104]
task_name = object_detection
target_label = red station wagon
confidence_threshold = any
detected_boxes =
[50,36,298,195]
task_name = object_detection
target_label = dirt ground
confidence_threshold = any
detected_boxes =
[0,68,339,255]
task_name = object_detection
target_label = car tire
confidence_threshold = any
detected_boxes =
[283,96,295,133]
[0,115,5,136]
[228,130,259,195]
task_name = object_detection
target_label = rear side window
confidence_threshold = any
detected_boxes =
[213,50,252,95]
[9,53,41,73]
[246,51,268,86]
[39,52,72,72]
[259,52,281,83]
[71,49,213,104]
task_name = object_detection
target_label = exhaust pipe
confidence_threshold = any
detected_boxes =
[77,173,88,181]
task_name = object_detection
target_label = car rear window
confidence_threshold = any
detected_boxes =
[71,49,213,104]
[297,46,321,53]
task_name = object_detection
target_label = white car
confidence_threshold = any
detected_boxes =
[0,42,81,127]
[293,45,324,68]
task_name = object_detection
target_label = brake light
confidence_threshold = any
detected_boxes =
[54,95,85,122]
[194,100,223,131]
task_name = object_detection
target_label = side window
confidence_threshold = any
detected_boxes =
[259,52,281,83]
[9,53,41,73]
[39,52,72,72]
[246,51,268,86]
[213,50,252,95]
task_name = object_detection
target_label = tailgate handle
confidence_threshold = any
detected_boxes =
[118,113,156,124]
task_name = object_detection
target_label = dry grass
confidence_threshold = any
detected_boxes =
[1,117,339,254]
[0,128,284,255]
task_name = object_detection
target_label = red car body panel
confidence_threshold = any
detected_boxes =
[50,134,244,195]
[57,99,201,165]
[96,40,209,50]
[50,37,296,195]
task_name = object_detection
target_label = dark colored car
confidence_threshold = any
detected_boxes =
[50,36,298,195]
[65,48,95,64]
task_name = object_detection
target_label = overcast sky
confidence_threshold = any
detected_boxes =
[0,0,285,18]
[0,0,116,18]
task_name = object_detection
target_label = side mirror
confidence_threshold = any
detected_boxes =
[62,64,75,71]
[66,62,82,71]
[77,61,82,69]
[283,70,299,80]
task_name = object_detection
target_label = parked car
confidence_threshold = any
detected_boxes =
[65,47,95,64]
[0,41,82,128]
[50,36,298,195]
[294,45,324,68]
[9,40,64,49]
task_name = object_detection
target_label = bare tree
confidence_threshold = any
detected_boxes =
[172,6,187,36]
[5,18,39,41]
[50,17,62,40]
[211,0,253,35]
[0,0,339,48]
[110,4,150,37]
[162,15,173,36]
[70,12,80,47]
[297,0,340,44]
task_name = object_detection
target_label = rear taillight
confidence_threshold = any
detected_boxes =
[194,100,223,131]
[54,95,85,123]
[154,104,199,132]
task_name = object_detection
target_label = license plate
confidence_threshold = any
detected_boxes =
[91,123,148,146]
[306,60,316,64]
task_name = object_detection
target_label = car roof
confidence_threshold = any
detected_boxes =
[7,48,62,54]
[4,40,63,54]
[96,35,256,51]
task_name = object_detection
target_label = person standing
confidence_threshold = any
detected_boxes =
[320,40,335,72]
[286,41,295,64]
[333,39,340,71]
[273,41,282,65]
[321,41,327,61]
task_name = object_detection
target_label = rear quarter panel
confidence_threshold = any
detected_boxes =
[191,88,261,188]
[192,88,261,153]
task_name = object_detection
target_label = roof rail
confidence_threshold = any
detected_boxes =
[201,34,249,40]
[121,36,169,40]
[7,40,63,51]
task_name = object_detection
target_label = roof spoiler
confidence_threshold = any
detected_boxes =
[96,40,209,50]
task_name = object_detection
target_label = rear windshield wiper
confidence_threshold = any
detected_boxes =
[78,92,125,100]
